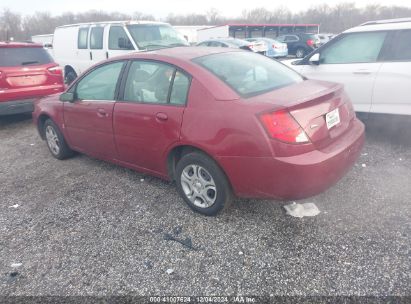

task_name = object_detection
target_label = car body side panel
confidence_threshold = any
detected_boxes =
[372,61,411,115]
[63,100,117,158]
[178,78,273,159]
[113,102,185,174]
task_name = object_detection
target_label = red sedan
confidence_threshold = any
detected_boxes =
[33,47,364,216]
[0,42,65,115]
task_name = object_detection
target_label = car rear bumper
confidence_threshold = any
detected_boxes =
[0,99,35,116]
[217,118,365,199]
[0,84,65,103]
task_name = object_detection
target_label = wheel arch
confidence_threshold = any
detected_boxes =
[64,65,77,76]
[166,144,234,191]
[37,113,52,140]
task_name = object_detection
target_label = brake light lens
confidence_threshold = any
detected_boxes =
[47,66,62,75]
[306,39,314,47]
[259,110,309,144]
[346,101,356,119]
[273,44,278,49]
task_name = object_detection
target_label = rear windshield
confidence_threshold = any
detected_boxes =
[0,47,53,67]
[193,52,303,97]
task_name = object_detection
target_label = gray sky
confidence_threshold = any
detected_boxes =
[2,0,411,18]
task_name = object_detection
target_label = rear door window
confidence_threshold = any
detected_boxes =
[320,32,387,64]
[0,47,53,66]
[386,30,411,61]
[170,71,190,105]
[90,27,104,49]
[78,27,89,49]
[123,61,190,105]
[124,61,175,104]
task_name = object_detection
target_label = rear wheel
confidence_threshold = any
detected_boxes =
[295,48,305,58]
[44,119,73,160]
[175,152,232,216]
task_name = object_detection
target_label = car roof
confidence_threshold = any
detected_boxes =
[103,47,243,101]
[115,46,242,61]
[0,42,43,48]
[56,20,168,29]
[344,18,411,33]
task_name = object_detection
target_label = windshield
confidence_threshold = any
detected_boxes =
[193,52,303,97]
[0,47,53,66]
[126,24,189,50]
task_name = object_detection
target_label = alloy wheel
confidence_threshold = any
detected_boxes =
[180,164,217,208]
[45,125,60,156]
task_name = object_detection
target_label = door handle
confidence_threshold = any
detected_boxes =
[90,51,93,60]
[97,108,108,117]
[156,112,168,121]
[353,69,371,75]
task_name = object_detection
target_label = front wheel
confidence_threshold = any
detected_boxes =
[295,48,305,58]
[175,152,233,216]
[44,119,73,160]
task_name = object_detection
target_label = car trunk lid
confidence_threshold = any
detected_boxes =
[250,80,355,148]
[1,66,49,88]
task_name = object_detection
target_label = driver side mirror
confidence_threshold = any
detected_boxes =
[309,53,320,65]
[59,92,75,102]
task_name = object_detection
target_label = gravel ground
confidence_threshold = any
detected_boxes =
[0,114,410,297]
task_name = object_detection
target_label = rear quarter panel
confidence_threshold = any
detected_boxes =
[178,78,273,158]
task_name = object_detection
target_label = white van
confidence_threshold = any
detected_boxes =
[53,21,189,83]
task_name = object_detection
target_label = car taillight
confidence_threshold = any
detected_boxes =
[259,110,309,144]
[346,101,356,119]
[47,66,62,75]
[272,44,278,49]
[306,39,314,47]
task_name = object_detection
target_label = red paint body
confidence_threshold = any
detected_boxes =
[0,42,64,115]
[33,47,365,199]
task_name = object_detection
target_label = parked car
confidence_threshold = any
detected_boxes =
[276,33,320,58]
[282,18,411,118]
[196,38,268,53]
[33,47,364,216]
[53,21,189,84]
[0,42,65,116]
[245,37,288,58]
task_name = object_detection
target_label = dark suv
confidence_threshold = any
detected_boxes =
[0,42,65,116]
[276,33,320,58]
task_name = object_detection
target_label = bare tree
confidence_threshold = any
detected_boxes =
[0,8,23,40]
[2,2,411,41]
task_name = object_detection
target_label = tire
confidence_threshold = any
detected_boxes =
[43,119,73,160]
[64,70,77,85]
[175,152,233,216]
[295,48,305,58]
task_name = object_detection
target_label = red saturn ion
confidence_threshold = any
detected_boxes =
[33,47,365,216]
[0,42,65,115]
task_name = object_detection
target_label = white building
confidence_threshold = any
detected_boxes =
[173,26,213,44]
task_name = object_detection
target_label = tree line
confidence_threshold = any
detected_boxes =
[1,3,411,41]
